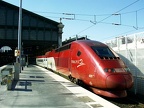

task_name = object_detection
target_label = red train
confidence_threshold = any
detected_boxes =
[36,40,133,98]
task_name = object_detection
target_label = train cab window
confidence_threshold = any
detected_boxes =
[91,46,116,58]
[77,51,81,56]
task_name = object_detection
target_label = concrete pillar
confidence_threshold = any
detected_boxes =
[14,62,20,81]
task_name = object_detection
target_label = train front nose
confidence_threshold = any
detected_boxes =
[106,74,133,90]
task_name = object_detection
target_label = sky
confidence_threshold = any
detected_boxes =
[2,0,144,42]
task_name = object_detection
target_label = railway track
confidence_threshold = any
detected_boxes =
[104,91,144,108]
[50,69,144,108]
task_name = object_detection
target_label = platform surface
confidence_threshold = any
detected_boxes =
[0,65,119,108]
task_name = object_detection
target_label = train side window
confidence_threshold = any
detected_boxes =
[77,51,81,56]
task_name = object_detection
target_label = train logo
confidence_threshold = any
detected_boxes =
[71,59,85,68]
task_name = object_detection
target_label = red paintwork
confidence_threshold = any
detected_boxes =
[36,40,134,98]
[37,55,46,58]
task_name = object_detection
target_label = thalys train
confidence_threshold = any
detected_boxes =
[36,40,133,98]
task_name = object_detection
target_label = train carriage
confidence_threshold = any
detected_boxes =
[36,40,133,98]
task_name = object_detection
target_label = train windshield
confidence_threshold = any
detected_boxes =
[91,46,117,58]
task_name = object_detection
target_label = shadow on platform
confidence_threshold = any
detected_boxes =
[11,79,45,92]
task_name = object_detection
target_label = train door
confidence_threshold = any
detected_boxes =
[70,44,78,78]
[43,58,47,68]
[70,44,86,80]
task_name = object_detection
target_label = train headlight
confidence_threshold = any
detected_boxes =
[104,68,131,73]
[124,68,130,72]
[104,68,115,73]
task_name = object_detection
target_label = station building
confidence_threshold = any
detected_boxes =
[0,1,64,65]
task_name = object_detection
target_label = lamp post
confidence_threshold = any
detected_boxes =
[57,19,64,47]
[14,0,22,80]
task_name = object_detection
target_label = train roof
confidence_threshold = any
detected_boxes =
[72,40,107,47]
[62,36,88,45]
[36,55,46,58]
[53,40,107,53]
[42,40,109,56]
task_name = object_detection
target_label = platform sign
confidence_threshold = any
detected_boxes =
[14,50,20,56]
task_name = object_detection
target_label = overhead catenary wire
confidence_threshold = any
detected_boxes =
[102,26,144,41]
[76,0,141,35]
[44,7,143,29]
[35,5,144,30]
[34,0,143,40]
[34,7,144,18]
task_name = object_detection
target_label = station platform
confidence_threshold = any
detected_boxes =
[0,65,119,108]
